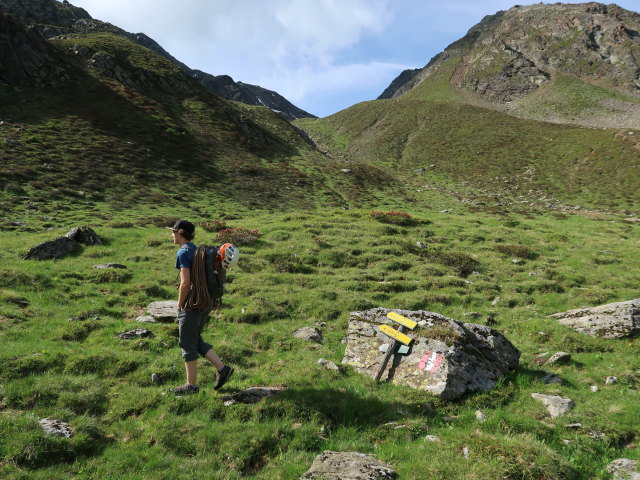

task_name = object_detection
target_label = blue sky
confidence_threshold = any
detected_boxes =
[66,0,640,118]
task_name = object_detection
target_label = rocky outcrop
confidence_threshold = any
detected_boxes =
[549,299,640,339]
[23,236,78,260]
[0,11,74,86]
[342,308,520,400]
[302,451,397,480]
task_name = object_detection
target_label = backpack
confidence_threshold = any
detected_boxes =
[187,245,226,310]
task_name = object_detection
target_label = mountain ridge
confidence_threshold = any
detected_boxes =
[380,2,640,129]
[0,0,316,121]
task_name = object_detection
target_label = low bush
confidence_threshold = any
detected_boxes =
[494,244,537,259]
[200,219,227,232]
[215,227,262,245]
[371,210,417,226]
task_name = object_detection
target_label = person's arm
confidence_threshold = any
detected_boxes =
[178,267,191,310]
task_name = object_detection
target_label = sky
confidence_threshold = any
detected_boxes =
[65,0,640,118]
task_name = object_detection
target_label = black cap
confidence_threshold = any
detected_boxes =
[166,220,195,235]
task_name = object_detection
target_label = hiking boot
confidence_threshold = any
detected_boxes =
[170,384,199,396]
[214,365,234,390]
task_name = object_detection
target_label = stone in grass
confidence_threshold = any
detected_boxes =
[541,373,563,385]
[607,459,640,480]
[65,226,102,246]
[424,435,441,442]
[531,393,574,417]
[136,316,157,324]
[343,307,520,400]
[39,418,73,438]
[606,376,618,385]
[545,352,571,365]
[23,236,78,260]
[301,451,397,480]
[117,328,153,340]
[548,299,640,339]
[221,386,286,406]
[93,263,127,269]
[146,301,179,322]
[317,358,344,373]
[294,327,323,344]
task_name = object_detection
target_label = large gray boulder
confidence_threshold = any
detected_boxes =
[548,299,640,339]
[23,236,78,260]
[301,451,397,480]
[342,308,520,400]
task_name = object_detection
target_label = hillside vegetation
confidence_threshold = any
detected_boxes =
[1,205,639,479]
[1,2,640,479]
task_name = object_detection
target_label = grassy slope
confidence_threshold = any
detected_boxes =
[296,91,640,211]
[1,24,639,480]
[0,205,639,479]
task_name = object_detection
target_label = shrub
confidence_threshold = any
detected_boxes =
[493,244,537,259]
[200,220,227,232]
[215,227,262,245]
[371,210,417,226]
[429,249,480,276]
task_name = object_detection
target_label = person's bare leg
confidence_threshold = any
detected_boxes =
[204,349,224,370]
[185,360,198,385]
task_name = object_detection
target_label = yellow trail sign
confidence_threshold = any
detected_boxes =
[387,312,417,330]
[379,324,413,345]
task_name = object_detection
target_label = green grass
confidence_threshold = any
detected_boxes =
[1,205,638,479]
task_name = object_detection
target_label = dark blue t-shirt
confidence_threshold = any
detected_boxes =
[175,242,196,270]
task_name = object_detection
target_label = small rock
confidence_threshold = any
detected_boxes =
[590,385,599,393]
[151,373,162,383]
[416,241,427,249]
[414,168,424,174]
[301,451,397,480]
[117,328,153,340]
[528,271,540,276]
[39,418,73,438]
[146,300,179,322]
[491,296,500,306]
[512,258,523,264]
[136,316,157,323]
[93,263,127,269]
[439,209,450,213]
[317,358,344,373]
[424,435,441,442]
[340,168,351,173]
[545,352,571,365]
[541,373,563,385]
[606,376,618,385]
[588,431,606,440]
[463,446,470,459]
[443,415,458,422]
[607,458,640,479]
[315,322,327,328]
[292,422,302,429]
[562,439,573,445]
[475,410,486,422]
[565,423,582,429]
[531,393,574,417]
[294,327,323,343]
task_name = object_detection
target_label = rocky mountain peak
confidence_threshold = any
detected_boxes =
[381,2,640,127]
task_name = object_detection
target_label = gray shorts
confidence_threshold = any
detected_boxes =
[177,308,213,362]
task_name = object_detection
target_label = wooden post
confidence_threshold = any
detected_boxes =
[375,325,407,382]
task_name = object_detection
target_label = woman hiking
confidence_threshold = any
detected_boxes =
[166,220,234,395]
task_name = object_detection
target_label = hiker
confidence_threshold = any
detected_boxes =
[166,219,234,395]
